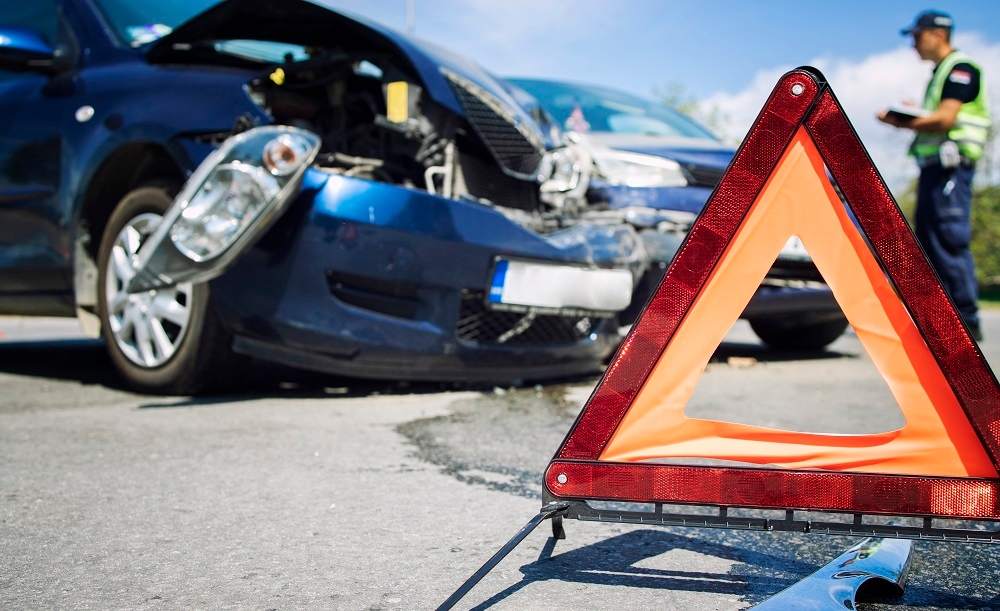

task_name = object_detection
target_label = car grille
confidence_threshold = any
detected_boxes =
[683,164,727,189]
[458,152,539,211]
[457,290,595,345]
[443,69,544,179]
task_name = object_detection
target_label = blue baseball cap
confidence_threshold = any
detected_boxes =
[901,10,954,35]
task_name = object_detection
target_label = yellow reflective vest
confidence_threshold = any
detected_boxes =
[911,51,991,162]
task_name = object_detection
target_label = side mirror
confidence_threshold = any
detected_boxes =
[0,26,62,74]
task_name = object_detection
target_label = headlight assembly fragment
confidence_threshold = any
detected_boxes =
[127,126,321,292]
[170,162,281,261]
[591,148,688,188]
[539,142,591,208]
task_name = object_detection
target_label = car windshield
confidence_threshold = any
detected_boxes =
[508,79,717,140]
[93,0,312,62]
[93,0,223,46]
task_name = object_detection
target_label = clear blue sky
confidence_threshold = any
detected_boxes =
[319,1,1000,99]
[317,1,1000,188]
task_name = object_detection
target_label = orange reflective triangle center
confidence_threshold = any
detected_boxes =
[544,68,1000,520]
[600,128,996,478]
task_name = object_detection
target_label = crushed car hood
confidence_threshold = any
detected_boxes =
[145,0,542,138]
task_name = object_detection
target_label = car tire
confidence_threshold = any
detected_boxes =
[97,182,239,394]
[748,317,849,350]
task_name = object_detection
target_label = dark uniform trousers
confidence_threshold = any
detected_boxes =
[914,160,979,329]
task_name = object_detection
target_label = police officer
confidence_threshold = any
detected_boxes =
[878,10,990,341]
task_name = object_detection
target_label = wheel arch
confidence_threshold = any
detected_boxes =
[74,143,187,337]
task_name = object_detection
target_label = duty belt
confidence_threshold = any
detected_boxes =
[915,155,976,169]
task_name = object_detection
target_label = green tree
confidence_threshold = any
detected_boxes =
[972,115,1000,287]
[894,178,917,225]
[972,184,1000,286]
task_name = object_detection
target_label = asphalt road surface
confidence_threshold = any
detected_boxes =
[2,314,1000,610]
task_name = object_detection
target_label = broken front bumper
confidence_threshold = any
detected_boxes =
[207,169,645,382]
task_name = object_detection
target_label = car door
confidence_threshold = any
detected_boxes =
[0,0,79,314]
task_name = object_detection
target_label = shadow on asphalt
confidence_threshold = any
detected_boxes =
[0,335,856,404]
[0,338,126,389]
[459,522,999,611]
[462,528,820,610]
[0,337,487,401]
[708,340,858,364]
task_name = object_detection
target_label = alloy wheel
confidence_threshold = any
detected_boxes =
[104,213,194,368]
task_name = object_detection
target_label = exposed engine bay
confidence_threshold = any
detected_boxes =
[240,48,592,228]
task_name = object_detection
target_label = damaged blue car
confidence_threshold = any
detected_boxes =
[0,0,647,393]
[507,78,848,351]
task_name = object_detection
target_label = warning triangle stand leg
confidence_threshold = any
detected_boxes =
[551,512,566,540]
[435,502,569,611]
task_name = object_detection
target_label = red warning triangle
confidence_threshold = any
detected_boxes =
[545,67,1000,520]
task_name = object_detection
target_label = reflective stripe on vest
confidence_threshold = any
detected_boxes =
[911,51,991,161]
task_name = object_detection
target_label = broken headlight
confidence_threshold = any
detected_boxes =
[591,148,688,188]
[127,126,321,291]
[169,128,320,261]
[539,142,591,208]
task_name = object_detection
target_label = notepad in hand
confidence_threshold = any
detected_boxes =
[885,105,929,122]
